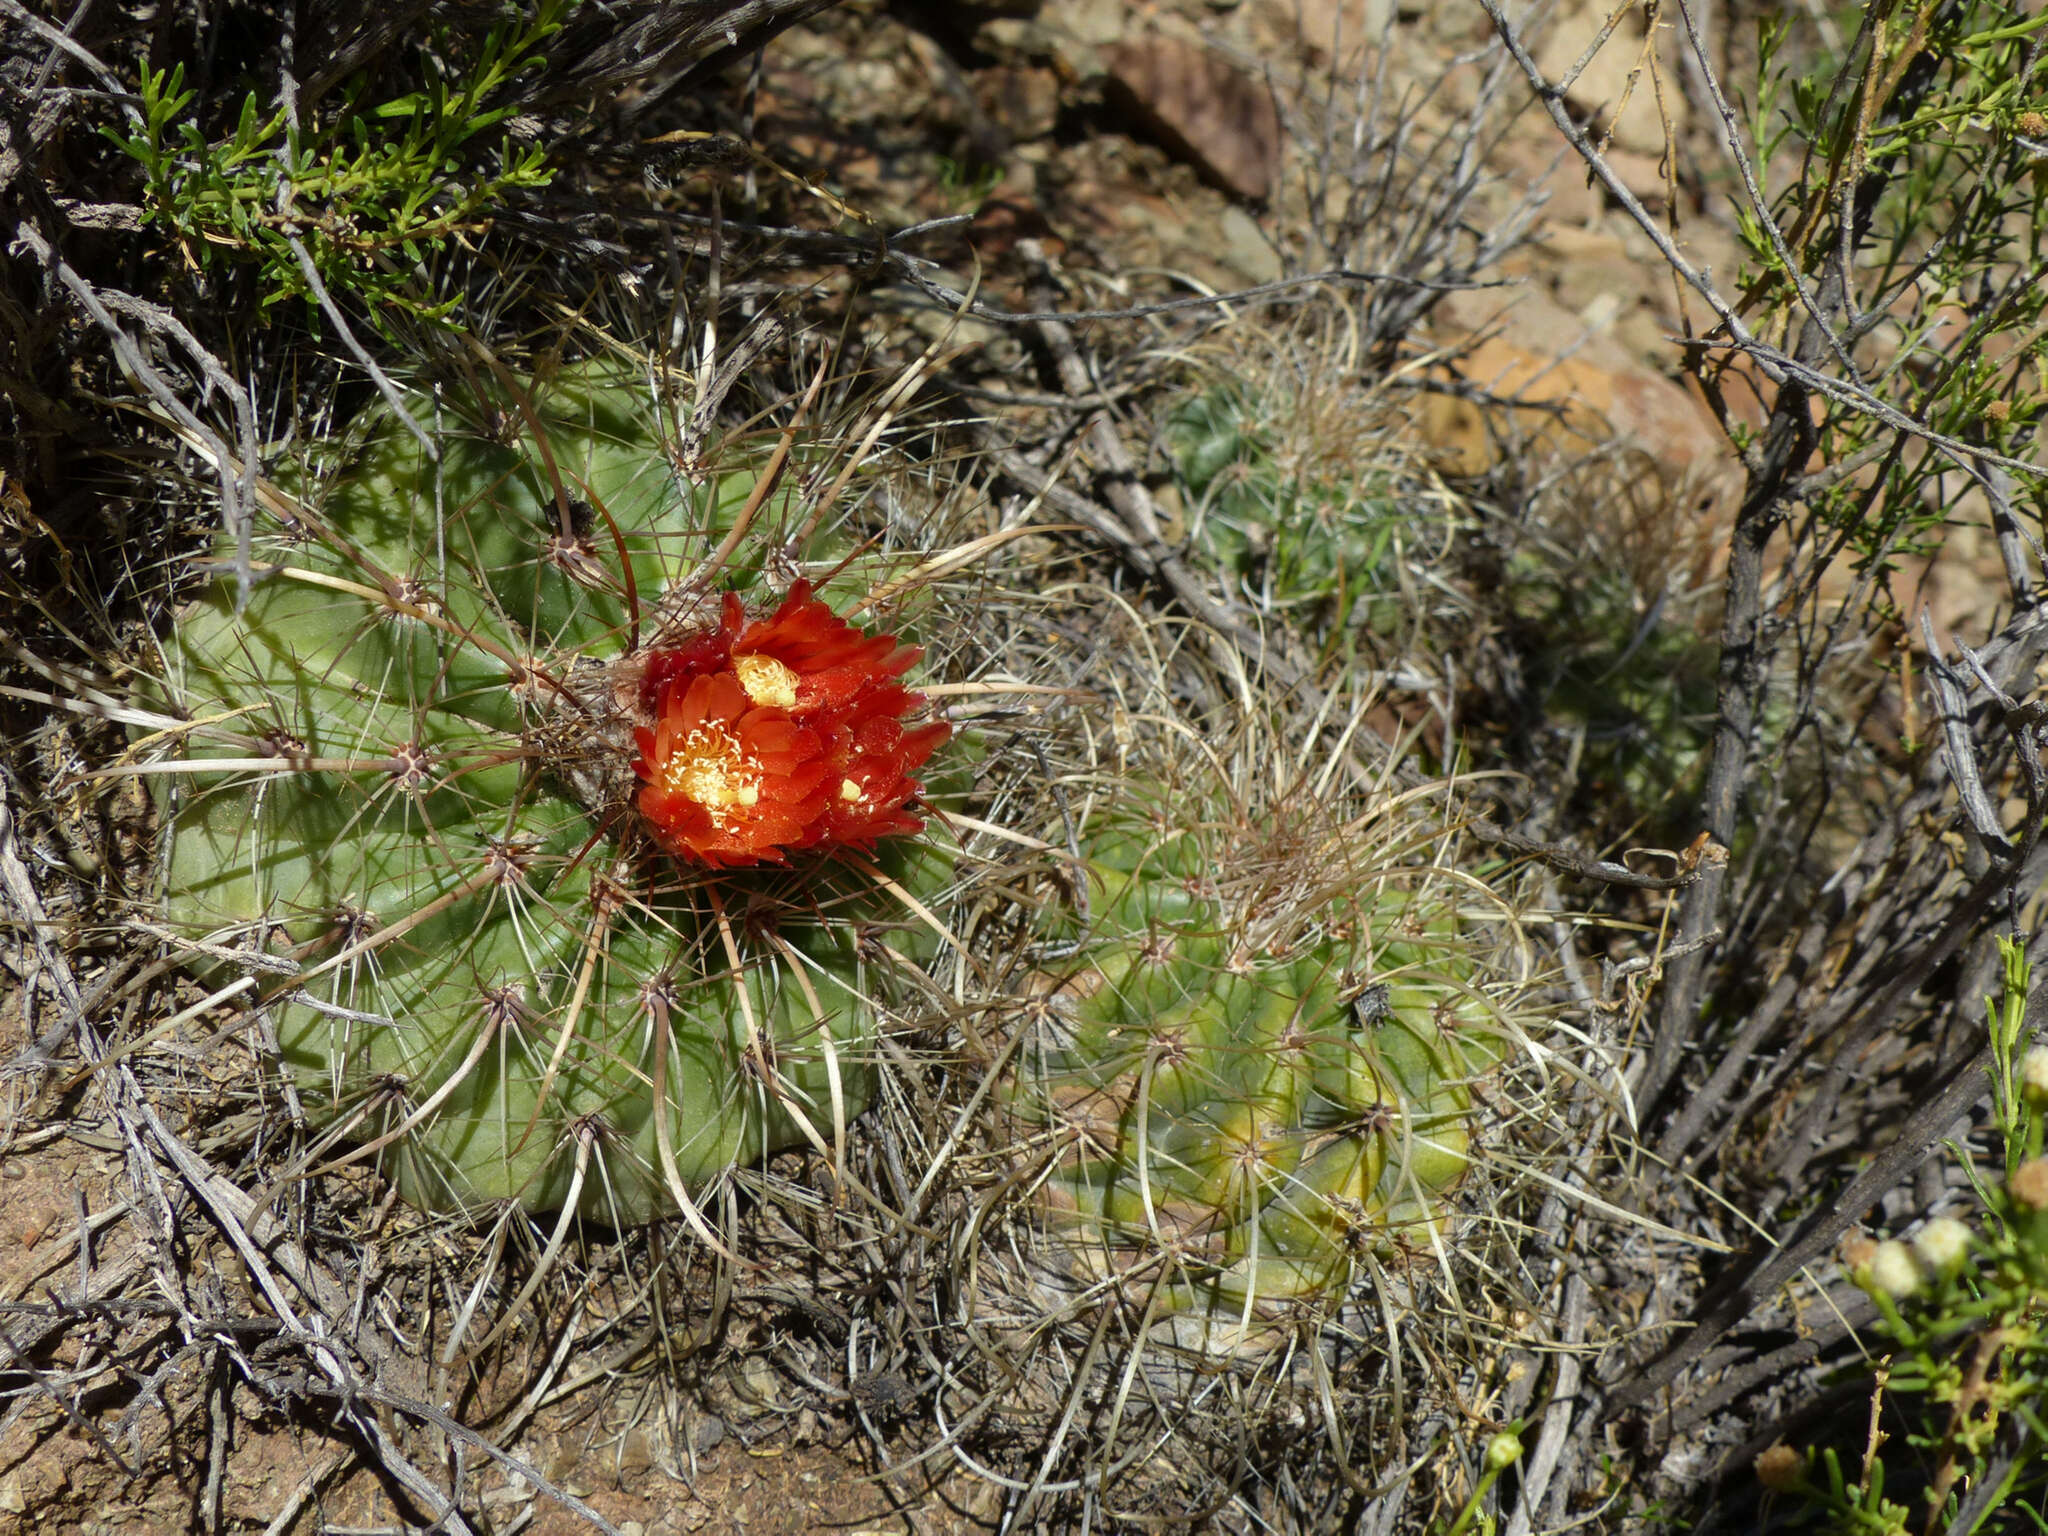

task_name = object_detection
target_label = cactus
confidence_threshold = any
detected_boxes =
[1163,382,1428,639]
[1011,726,1526,1355]
[142,358,955,1224]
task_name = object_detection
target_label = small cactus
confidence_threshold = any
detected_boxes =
[1162,381,1426,637]
[1010,717,1529,1353]
[143,357,956,1223]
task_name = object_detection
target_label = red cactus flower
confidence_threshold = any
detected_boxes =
[631,584,949,866]
[638,582,927,718]
[810,685,952,848]
[732,582,927,713]
[632,673,829,867]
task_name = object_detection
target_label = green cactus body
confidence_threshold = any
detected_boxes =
[1164,386,1413,634]
[1015,782,1513,1351]
[149,362,950,1223]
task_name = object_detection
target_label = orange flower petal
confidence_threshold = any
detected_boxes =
[632,583,948,864]
[634,675,832,864]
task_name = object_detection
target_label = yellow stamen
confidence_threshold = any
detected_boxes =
[660,726,761,811]
[734,654,801,709]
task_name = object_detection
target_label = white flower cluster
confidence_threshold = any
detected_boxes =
[1844,1217,1973,1300]
[1912,1217,1972,1276]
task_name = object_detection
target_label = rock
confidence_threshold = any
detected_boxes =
[1539,224,1677,358]
[1104,35,1284,202]
[1419,283,1736,522]
[1602,145,1678,213]
[976,16,1054,55]
[690,1414,726,1454]
[1216,204,1282,284]
[967,196,1067,262]
[976,64,1062,141]
[1043,0,1127,49]
[1287,0,1394,69]
[1491,133,1608,230]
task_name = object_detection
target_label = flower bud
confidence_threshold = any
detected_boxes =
[1754,1443,1804,1493]
[1912,1216,1971,1275]
[1485,1431,1523,1471]
[2013,1157,2048,1212]
[1865,1239,1920,1299]
[1840,1232,1878,1273]
[2021,1045,2048,1106]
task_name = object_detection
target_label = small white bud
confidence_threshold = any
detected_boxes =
[1840,1233,1878,1272]
[1866,1239,1920,1299]
[1912,1216,1971,1275]
[2021,1045,2048,1107]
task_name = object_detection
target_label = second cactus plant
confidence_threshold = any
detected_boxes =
[1009,714,1530,1353]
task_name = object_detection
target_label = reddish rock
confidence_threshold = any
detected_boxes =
[1105,35,1283,202]
[1532,0,1691,158]
[1423,283,1730,479]
[976,64,1063,142]
[1418,283,1742,591]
